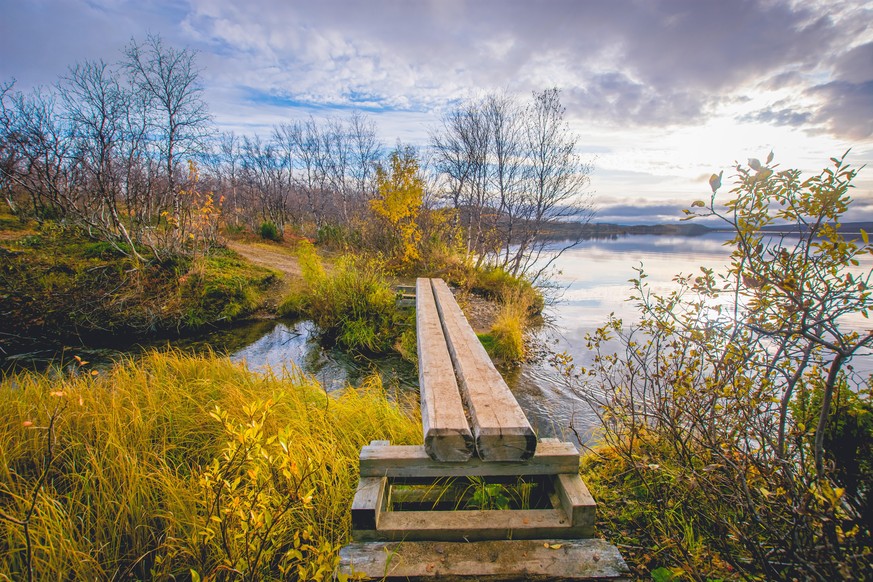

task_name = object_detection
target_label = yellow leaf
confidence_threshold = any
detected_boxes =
[549,544,563,550]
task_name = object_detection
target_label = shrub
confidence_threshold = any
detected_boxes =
[564,153,873,579]
[258,221,281,241]
[286,245,406,354]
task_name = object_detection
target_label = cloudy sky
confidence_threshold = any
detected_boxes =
[2,0,872,223]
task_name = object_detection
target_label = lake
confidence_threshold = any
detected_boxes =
[8,231,870,445]
[508,232,740,442]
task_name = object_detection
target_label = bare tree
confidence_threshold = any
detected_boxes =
[123,34,211,248]
[348,110,382,203]
[430,89,592,282]
[59,60,144,258]
[0,81,18,213]
[514,88,592,282]
[240,135,289,233]
[0,87,73,222]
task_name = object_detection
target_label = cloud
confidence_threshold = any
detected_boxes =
[1,0,871,205]
[168,0,873,138]
[739,108,813,127]
[806,41,873,139]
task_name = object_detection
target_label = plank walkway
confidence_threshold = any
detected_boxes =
[340,279,629,580]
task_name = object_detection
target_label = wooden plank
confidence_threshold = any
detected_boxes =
[357,508,588,542]
[555,473,596,532]
[360,441,579,478]
[340,538,631,580]
[430,278,536,461]
[416,278,475,462]
[351,477,387,532]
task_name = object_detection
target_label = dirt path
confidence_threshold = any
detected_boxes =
[226,240,303,308]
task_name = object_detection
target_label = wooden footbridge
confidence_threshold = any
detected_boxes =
[340,279,629,580]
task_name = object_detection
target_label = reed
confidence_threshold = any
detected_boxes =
[0,349,420,580]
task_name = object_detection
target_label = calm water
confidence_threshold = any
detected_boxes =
[522,232,873,442]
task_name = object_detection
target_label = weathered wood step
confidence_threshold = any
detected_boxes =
[359,440,579,478]
[339,538,631,580]
[430,278,537,461]
[353,508,592,542]
[416,278,475,462]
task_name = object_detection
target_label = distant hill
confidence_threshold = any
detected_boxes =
[759,221,873,235]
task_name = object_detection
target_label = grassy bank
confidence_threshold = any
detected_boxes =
[0,224,278,354]
[278,241,542,363]
[0,350,420,580]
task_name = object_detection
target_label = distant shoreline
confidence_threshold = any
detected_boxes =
[537,221,873,241]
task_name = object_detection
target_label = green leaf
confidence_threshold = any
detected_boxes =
[190,570,202,582]
[651,566,677,582]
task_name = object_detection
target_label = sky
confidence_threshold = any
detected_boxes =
[2,0,872,224]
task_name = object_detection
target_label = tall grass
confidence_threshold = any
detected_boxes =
[489,295,528,362]
[279,243,408,354]
[0,350,420,580]
[469,265,544,315]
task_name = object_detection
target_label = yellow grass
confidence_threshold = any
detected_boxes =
[0,349,420,580]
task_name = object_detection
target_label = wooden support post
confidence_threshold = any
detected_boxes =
[430,278,536,461]
[416,278,475,462]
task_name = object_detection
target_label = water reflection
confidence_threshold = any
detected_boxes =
[226,320,417,393]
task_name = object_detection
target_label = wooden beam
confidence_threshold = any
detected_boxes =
[430,278,536,461]
[340,538,631,580]
[354,508,589,542]
[359,441,579,478]
[415,278,474,462]
[351,441,390,536]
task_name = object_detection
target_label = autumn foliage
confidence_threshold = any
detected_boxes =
[368,145,425,268]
